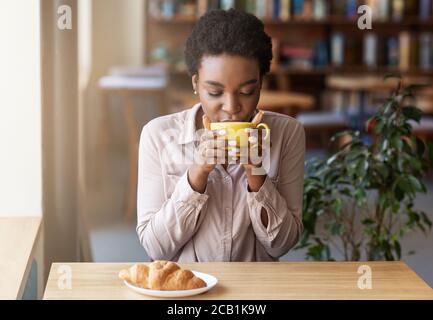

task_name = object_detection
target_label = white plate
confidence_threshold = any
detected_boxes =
[123,271,218,298]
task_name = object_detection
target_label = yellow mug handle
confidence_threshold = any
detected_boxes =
[256,123,270,140]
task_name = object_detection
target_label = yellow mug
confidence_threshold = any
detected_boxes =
[210,121,270,147]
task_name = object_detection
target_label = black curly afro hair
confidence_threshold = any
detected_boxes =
[185,9,273,78]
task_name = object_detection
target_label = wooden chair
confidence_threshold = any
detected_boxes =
[98,73,168,221]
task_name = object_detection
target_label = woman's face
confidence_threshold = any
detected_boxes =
[192,54,262,123]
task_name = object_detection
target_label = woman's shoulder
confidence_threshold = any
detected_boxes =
[262,110,304,134]
[139,107,195,150]
[143,108,191,132]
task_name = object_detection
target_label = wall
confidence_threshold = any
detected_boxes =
[0,0,42,217]
[81,0,145,187]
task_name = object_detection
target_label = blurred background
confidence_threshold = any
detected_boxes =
[76,0,433,283]
[3,0,433,300]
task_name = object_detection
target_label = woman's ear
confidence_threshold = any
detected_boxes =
[191,74,198,92]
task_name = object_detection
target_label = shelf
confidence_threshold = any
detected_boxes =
[150,15,433,27]
[168,66,433,77]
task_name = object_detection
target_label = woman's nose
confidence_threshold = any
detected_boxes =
[221,94,240,114]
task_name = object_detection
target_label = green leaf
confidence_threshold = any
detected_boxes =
[402,106,422,123]
[373,120,385,134]
[407,175,422,192]
[331,198,343,215]
[390,135,403,150]
[427,141,433,167]
[362,218,375,225]
[330,130,354,143]
[420,211,432,229]
[415,137,425,157]
[330,223,345,236]
[354,188,366,206]
[326,153,339,166]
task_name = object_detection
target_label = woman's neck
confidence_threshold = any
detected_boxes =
[195,105,204,130]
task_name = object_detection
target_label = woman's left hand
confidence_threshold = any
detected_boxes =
[240,111,270,172]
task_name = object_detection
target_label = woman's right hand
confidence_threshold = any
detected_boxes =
[188,115,226,193]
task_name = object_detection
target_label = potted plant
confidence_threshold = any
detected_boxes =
[297,77,433,261]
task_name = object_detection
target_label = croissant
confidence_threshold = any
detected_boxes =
[118,263,149,288]
[119,260,206,291]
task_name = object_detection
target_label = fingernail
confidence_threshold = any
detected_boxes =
[228,140,237,146]
[218,130,226,136]
[249,136,258,143]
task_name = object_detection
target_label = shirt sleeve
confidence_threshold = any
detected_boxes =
[246,121,305,258]
[136,124,209,261]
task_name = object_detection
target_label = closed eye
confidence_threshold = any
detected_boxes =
[208,92,223,97]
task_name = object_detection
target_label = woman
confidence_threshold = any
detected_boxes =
[137,9,305,262]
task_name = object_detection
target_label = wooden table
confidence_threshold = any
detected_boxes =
[258,90,314,116]
[43,261,433,300]
[326,75,433,132]
[0,217,42,299]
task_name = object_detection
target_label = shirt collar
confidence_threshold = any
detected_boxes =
[178,102,202,145]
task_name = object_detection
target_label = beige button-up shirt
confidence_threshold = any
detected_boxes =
[137,103,305,262]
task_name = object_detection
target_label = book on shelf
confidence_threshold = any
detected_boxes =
[387,36,399,67]
[419,0,432,20]
[208,0,220,11]
[364,33,378,67]
[313,0,328,20]
[331,32,345,66]
[178,0,196,17]
[404,0,419,16]
[345,34,362,66]
[313,40,329,66]
[399,32,410,71]
[149,0,161,18]
[303,0,313,19]
[392,0,404,21]
[292,0,315,20]
[272,0,280,19]
[367,0,390,21]
[279,42,314,68]
[152,0,433,22]
[255,0,267,18]
[399,31,418,71]
[346,0,358,19]
[292,0,304,17]
[332,0,346,16]
[280,0,291,21]
[419,33,433,69]
[197,0,208,17]
[220,0,236,11]
[244,0,256,15]
[377,0,390,20]
[161,0,175,18]
[271,37,281,70]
